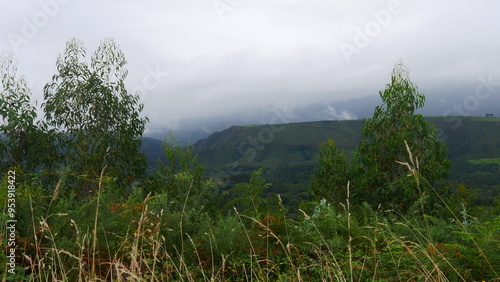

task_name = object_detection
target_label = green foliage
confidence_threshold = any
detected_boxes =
[449,212,500,279]
[42,38,148,189]
[144,135,214,213]
[4,156,499,281]
[193,117,500,214]
[297,199,350,248]
[2,45,498,281]
[310,140,350,203]
[447,158,500,212]
[0,52,57,173]
[309,62,451,213]
[352,62,450,211]
[223,168,276,218]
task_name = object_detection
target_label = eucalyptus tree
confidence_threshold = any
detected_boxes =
[43,38,148,192]
[310,62,450,212]
[0,52,56,173]
[353,62,450,211]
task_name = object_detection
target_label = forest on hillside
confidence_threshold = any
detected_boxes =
[1,40,499,281]
[183,117,500,217]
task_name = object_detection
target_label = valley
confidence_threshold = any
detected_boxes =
[143,116,500,215]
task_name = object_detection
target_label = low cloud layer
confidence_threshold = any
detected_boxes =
[1,0,499,130]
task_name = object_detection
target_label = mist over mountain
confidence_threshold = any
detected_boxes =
[145,86,500,143]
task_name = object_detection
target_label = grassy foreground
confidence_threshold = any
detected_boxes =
[1,168,498,281]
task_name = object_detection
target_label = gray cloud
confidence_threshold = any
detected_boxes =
[1,0,499,131]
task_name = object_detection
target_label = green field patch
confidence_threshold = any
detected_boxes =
[469,116,500,122]
[468,157,500,166]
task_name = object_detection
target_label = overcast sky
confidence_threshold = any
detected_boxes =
[1,0,499,130]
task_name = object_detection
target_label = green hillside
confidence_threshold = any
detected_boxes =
[194,120,363,168]
[191,116,500,211]
[142,137,165,172]
[194,116,500,169]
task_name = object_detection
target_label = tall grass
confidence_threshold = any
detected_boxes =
[4,198,498,280]
[2,150,498,281]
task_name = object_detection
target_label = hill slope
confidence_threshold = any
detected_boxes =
[194,120,364,169]
[193,117,500,170]
[189,117,500,210]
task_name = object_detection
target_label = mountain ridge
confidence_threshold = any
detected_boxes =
[144,89,500,143]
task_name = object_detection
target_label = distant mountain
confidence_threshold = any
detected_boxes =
[141,137,164,171]
[193,117,500,171]
[145,90,500,143]
[193,120,363,169]
[144,95,380,142]
[143,116,500,172]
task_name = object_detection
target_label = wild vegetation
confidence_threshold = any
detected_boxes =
[1,41,499,281]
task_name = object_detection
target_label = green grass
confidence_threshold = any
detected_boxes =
[5,177,498,281]
[469,157,500,166]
